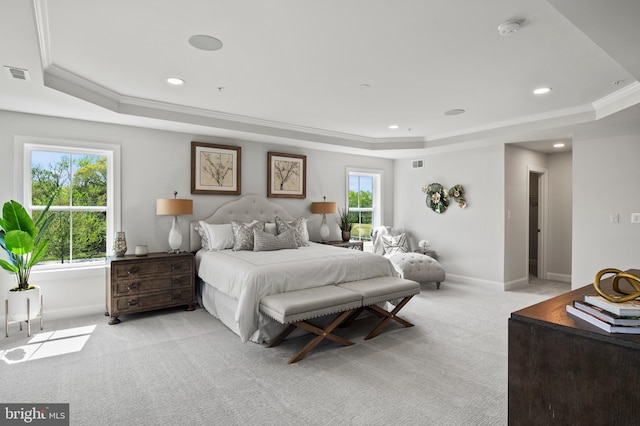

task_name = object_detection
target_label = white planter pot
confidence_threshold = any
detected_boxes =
[7,286,41,322]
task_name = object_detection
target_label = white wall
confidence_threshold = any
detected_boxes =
[572,114,640,288]
[0,111,394,318]
[547,151,572,281]
[394,145,505,285]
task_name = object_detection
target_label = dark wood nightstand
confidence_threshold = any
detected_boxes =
[106,251,195,324]
[319,240,364,251]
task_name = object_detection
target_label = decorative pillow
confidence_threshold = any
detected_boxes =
[253,229,298,252]
[381,233,409,255]
[231,220,265,251]
[197,221,235,251]
[274,216,309,247]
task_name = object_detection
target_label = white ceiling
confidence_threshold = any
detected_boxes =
[2,0,639,158]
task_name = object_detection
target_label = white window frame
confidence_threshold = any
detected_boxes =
[346,168,383,241]
[14,136,121,271]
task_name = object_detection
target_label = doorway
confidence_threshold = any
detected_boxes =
[528,169,547,280]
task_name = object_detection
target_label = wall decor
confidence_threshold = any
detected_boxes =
[422,183,449,213]
[448,184,467,208]
[422,183,467,213]
[191,142,241,195]
[267,152,306,198]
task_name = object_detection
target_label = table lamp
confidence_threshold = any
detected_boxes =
[311,197,337,241]
[156,191,193,253]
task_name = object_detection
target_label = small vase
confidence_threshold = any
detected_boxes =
[341,230,351,242]
[114,231,127,257]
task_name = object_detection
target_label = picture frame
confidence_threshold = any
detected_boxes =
[191,142,241,195]
[267,152,306,198]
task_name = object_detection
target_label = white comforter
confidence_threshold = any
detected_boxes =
[196,243,397,342]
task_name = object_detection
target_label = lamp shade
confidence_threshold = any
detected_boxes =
[156,198,193,216]
[311,201,336,214]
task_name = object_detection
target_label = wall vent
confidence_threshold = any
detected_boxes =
[4,66,31,82]
[411,159,424,169]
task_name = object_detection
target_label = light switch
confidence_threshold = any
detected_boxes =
[631,213,640,223]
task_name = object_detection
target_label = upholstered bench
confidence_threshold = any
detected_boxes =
[260,286,362,364]
[387,252,446,289]
[338,276,420,340]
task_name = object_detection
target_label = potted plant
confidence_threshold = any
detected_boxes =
[0,194,56,321]
[338,205,354,242]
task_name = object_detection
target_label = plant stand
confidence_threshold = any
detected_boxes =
[5,294,43,337]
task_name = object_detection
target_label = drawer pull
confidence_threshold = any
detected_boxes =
[128,267,138,275]
[171,263,182,272]
[127,283,138,291]
[127,299,138,306]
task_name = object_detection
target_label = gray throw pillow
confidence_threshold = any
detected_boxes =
[253,229,298,251]
[274,216,309,247]
[231,221,265,251]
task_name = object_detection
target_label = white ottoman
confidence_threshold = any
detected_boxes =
[387,252,446,289]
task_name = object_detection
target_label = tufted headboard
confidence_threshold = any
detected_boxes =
[189,194,296,252]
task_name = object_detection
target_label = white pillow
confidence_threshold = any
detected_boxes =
[198,221,235,251]
[264,222,277,236]
[381,233,409,255]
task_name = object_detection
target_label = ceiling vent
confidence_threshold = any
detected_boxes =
[411,159,424,169]
[4,66,31,82]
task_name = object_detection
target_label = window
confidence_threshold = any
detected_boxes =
[347,169,382,241]
[18,137,120,269]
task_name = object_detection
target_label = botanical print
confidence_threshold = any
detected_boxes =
[191,142,241,195]
[200,151,233,187]
[273,159,300,191]
[267,152,306,198]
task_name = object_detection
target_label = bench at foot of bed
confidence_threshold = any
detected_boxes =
[259,276,420,363]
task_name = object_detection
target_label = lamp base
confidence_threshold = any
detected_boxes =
[319,214,330,241]
[168,215,183,253]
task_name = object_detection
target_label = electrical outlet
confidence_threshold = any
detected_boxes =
[631,213,640,223]
[611,213,620,223]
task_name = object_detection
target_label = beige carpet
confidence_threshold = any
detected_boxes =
[0,279,568,426]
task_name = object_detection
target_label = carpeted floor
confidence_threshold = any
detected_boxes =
[0,279,568,426]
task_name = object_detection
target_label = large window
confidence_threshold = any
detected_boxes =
[347,169,382,241]
[19,138,120,268]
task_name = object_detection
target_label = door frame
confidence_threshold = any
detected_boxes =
[527,166,548,280]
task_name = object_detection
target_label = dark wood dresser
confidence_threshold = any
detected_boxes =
[106,252,195,324]
[508,269,640,425]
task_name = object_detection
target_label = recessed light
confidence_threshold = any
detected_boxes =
[167,77,185,86]
[388,125,399,129]
[189,35,223,51]
[533,87,552,95]
[444,108,465,116]
[553,143,565,148]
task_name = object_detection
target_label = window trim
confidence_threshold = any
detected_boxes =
[14,135,121,270]
[346,167,383,240]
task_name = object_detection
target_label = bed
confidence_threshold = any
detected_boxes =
[189,194,397,343]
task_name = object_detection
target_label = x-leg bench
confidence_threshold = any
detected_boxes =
[338,277,420,340]
[260,286,362,364]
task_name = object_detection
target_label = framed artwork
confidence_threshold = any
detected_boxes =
[267,152,306,198]
[191,142,241,195]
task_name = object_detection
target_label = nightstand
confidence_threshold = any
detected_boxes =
[106,252,195,324]
[319,240,364,251]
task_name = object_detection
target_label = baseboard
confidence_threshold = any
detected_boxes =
[504,277,529,291]
[546,272,571,283]
[44,304,105,321]
[444,273,504,288]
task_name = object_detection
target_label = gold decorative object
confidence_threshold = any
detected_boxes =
[593,268,640,302]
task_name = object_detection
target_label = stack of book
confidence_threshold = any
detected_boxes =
[566,294,640,334]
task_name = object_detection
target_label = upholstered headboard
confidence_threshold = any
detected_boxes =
[189,194,296,252]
